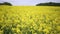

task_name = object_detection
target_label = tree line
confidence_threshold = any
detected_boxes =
[0,2,60,6]
[0,2,12,6]
[36,2,60,6]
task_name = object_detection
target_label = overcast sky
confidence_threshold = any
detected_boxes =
[0,0,60,6]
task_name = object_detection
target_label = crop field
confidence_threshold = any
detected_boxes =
[0,6,60,34]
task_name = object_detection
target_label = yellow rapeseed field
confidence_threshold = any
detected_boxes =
[0,6,60,34]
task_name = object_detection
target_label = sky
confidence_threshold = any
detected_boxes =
[0,0,60,6]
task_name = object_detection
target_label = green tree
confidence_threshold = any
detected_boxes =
[36,2,60,6]
[0,2,12,6]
